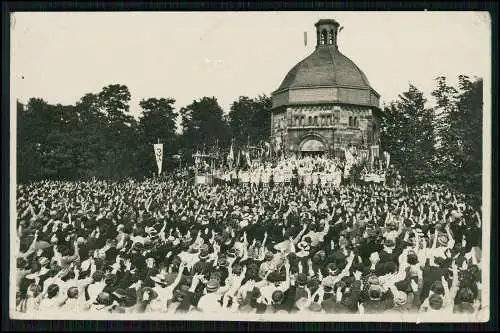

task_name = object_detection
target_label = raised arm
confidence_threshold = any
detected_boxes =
[170,262,186,290]
[475,211,482,228]
[19,230,39,258]
[292,224,308,244]
[431,227,439,250]
[444,223,455,249]
[319,220,331,238]
[280,261,291,291]
[261,231,268,248]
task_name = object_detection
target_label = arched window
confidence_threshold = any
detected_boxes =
[348,116,353,127]
[314,116,318,125]
[334,107,341,122]
[354,117,359,127]
[320,30,327,45]
[329,30,335,45]
[308,116,312,125]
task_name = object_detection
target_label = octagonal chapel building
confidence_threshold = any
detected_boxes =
[271,19,383,158]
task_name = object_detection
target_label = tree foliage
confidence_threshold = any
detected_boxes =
[180,96,230,159]
[380,84,435,185]
[137,97,179,176]
[381,76,483,196]
[432,76,483,194]
[17,76,482,192]
[228,95,272,147]
[18,85,142,181]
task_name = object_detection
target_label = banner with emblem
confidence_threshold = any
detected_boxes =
[153,143,163,176]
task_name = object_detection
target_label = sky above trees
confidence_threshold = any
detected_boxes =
[11,11,490,123]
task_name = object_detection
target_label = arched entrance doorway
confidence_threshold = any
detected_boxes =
[299,136,326,158]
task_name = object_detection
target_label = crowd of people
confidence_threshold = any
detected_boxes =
[14,174,484,319]
[215,155,345,185]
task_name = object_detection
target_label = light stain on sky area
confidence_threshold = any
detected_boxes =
[11,11,490,118]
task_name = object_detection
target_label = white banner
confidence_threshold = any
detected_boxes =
[383,151,391,169]
[153,143,163,176]
[371,145,380,158]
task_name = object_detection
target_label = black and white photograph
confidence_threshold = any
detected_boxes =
[9,11,491,322]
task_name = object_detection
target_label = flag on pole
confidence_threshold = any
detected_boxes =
[215,139,219,159]
[153,143,163,176]
[344,148,354,166]
[227,141,234,167]
[275,136,282,152]
[264,141,271,157]
[383,151,391,169]
[236,148,241,168]
[369,150,375,170]
[245,148,251,168]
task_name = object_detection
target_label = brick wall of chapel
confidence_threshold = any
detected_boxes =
[271,104,381,153]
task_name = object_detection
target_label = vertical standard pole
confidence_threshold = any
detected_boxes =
[156,138,160,177]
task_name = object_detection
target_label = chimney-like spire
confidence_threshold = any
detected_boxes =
[314,19,340,49]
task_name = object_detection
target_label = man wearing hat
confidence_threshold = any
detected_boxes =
[111,287,138,313]
[103,239,119,265]
[221,264,248,310]
[258,261,291,308]
[192,244,213,279]
[134,287,158,313]
[320,275,348,314]
[258,250,277,280]
[194,274,227,313]
[177,241,201,272]
[359,283,393,314]
[148,262,186,313]
[379,238,399,265]
[25,256,51,284]
[86,268,107,305]
[211,255,230,286]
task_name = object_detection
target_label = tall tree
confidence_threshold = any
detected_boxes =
[380,84,435,184]
[229,96,255,146]
[139,98,177,144]
[228,95,272,147]
[97,84,137,179]
[453,76,483,195]
[99,84,132,124]
[137,97,179,175]
[430,75,483,196]
[180,96,230,159]
[431,76,461,182]
[251,95,272,144]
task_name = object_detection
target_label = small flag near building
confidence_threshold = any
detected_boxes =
[227,141,234,167]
